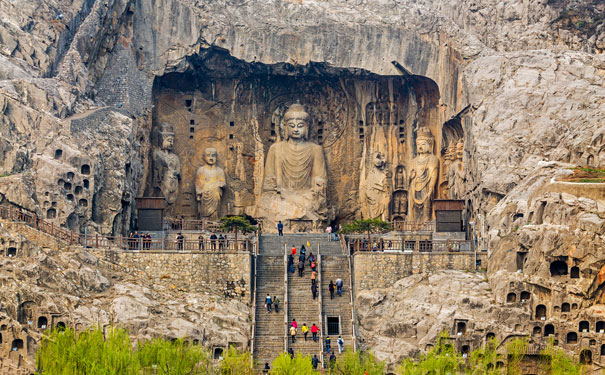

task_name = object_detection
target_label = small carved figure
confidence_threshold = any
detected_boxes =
[362,152,389,220]
[408,127,439,221]
[393,191,408,216]
[395,165,406,190]
[195,148,226,220]
[448,139,465,199]
[152,123,181,205]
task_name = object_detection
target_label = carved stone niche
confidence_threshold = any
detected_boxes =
[392,190,408,218]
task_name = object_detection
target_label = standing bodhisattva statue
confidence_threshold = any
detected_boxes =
[152,123,181,205]
[256,104,328,231]
[195,147,226,220]
[408,126,439,222]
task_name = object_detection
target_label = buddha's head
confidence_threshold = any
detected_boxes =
[283,104,310,141]
[416,126,435,155]
[373,152,385,168]
[204,147,218,166]
[159,123,175,151]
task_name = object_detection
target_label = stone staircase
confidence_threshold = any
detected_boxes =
[253,255,285,370]
[253,234,352,369]
[321,255,354,355]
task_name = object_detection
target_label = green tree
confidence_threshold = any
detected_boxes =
[397,332,462,375]
[220,216,257,249]
[136,337,210,375]
[271,352,315,375]
[343,218,391,249]
[540,340,583,375]
[505,336,528,375]
[217,345,253,375]
[330,351,385,375]
[466,337,501,375]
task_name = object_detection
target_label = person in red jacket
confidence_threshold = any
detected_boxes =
[311,323,320,342]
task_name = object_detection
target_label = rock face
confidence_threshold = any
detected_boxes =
[0,222,250,373]
[0,0,603,371]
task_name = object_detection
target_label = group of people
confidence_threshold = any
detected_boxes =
[197,233,226,250]
[288,319,321,344]
[287,244,317,279]
[264,294,280,313]
[127,232,153,250]
[328,278,344,299]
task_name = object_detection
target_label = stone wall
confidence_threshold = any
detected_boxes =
[89,249,252,302]
[352,251,487,293]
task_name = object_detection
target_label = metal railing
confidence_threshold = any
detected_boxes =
[164,217,223,232]
[0,204,252,252]
[249,251,258,361]
[342,234,358,353]
[348,238,472,253]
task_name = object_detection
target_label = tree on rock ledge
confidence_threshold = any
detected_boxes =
[220,216,257,249]
[343,218,391,248]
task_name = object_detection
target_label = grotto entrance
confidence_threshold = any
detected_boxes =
[144,48,458,229]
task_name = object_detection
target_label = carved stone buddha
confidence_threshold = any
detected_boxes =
[255,104,328,230]
[152,123,181,205]
[195,147,226,220]
[408,126,439,222]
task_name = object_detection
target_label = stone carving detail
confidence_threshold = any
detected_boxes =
[392,165,408,218]
[394,165,406,190]
[447,139,465,199]
[152,123,181,205]
[255,104,328,230]
[195,147,226,220]
[408,126,439,221]
[361,152,390,220]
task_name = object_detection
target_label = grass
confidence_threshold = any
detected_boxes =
[560,167,605,183]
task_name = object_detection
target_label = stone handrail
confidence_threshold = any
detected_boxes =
[284,243,289,352]
[0,204,252,252]
[164,217,223,232]
[249,250,258,361]
[348,238,472,253]
[345,235,358,353]
[317,243,324,368]
[391,220,435,232]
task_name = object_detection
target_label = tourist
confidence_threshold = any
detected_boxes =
[134,231,140,249]
[337,336,344,354]
[288,254,295,273]
[299,246,306,263]
[311,354,319,369]
[329,352,336,368]
[311,323,319,341]
[274,296,280,313]
[263,363,270,374]
[311,282,318,299]
[329,280,335,299]
[291,319,297,329]
[302,323,309,341]
[310,270,317,285]
[289,325,297,343]
[326,225,332,241]
[335,278,343,296]
[310,259,317,272]
[210,233,218,249]
[324,336,331,353]
[308,252,315,264]
[288,348,294,358]
[176,232,184,251]
[146,233,152,249]
[291,246,297,256]
[197,234,205,250]
[306,241,311,249]
[277,221,284,236]
[128,232,134,250]
[218,234,225,250]
[265,294,272,313]
[298,259,305,277]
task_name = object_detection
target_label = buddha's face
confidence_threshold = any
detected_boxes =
[417,138,431,154]
[161,134,174,151]
[286,115,309,140]
[204,148,218,165]
[373,153,385,168]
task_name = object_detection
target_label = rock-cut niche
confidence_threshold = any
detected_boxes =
[147,48,450,228]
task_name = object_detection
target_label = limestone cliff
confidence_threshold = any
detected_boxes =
[0,0,603,371]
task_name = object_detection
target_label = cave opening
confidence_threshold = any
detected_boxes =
[579,320,589,332]
[506,292,516,303]
[596,321,604,333]
[566,332,578,344]
[148,48,444,225]
[11,339,23,351]
[544,324,554,336]
[562,302,570,312]
[535,305,547,320]
[520,291,530,302]
[579,349,592,364]
[570,266,580,279]
[549,260,568,277]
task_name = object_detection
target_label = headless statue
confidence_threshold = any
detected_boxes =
[362,152,389,220]
[195,148,226,220]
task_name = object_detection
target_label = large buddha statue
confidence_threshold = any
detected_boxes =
[195,147,226,220]
[361,152,390,220]
[152,123,181,205]
[408,126,439,222]
[255,104,328,231]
